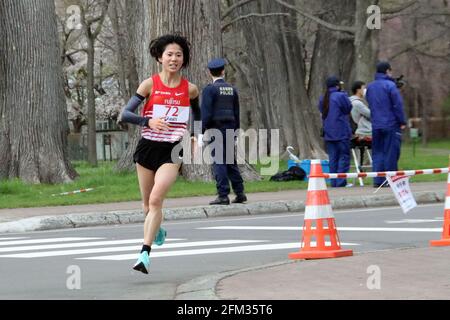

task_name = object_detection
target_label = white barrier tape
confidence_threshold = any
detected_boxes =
[323,168,449,179]
[52,188,94,196]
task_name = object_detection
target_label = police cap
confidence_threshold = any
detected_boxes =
[207,58,226,70]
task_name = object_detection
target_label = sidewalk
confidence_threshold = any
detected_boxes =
[176,246,450,300]
[0,181,446,233]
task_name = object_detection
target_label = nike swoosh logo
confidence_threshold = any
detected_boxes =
[175,92,183,96]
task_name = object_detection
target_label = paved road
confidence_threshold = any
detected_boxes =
[0,203,444,299]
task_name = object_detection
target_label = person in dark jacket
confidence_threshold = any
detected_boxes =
[201,58,246,205]
[365,61,406,187]
[318,76,353,187]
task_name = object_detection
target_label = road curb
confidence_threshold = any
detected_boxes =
[0,190,445,234]
[175,260,297,300]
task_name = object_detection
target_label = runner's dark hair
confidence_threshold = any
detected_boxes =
[149,34,191,68]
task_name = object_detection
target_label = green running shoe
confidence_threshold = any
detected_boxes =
[132,251,150,274]
[154,227,167,246]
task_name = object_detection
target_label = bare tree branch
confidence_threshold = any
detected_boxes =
[274,0,356,34]
[85,15,102,25]
[66,48,87,56]
[381,0,418,14]
[96,36,116,52]
[221,12,290,31]
[384,10,450,20]
[221,0,257,20]
[79,0,111,38]
[92,0,111,38]
[413,48,450,60]
[388,32,446,60]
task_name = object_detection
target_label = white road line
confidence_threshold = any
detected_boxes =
[0,238,185,253]
[334,227,441,232]
[0,240,266,258]
[155,204,445,226]
[79,242,360,261]
[0,237,27,241]
[0,237,104,246]
[199,226,442,232]
[201,226,302,231]
[384,218,443,224]
[200,226,299,230]
[334,203,443,213]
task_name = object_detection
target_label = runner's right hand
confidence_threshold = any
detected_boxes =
[148,117,169,132]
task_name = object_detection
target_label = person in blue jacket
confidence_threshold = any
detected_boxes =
[201,58,247,205]
[318,76,353,187]
[365,61,406,187]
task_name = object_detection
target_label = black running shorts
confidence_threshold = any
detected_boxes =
[133,138,182,171]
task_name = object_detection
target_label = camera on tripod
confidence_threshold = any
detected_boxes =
[395,75,406,89]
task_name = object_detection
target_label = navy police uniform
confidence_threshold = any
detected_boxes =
[201,58,246,205]
[365,62,406,187]
[318,76,353,187]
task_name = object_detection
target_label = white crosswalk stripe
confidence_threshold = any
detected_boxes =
[0,237,27,241]
[0,228,362,261]
[80,242,360,261]
[0,237,103,246]
[0,238,184,253]
[0,239,266,258]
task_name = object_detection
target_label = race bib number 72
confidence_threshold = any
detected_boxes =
[153,104,190,123]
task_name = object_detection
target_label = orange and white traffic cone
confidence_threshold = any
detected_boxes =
[430,156,450,246]
[289,159,353,259]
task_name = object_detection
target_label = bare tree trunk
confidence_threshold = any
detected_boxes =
[279,3,326,159]
[420,93,429,146]
[85,36,98,166]
[115,0,152,172]
[124,0,140,157]
[80,0,110,166]
[353,0,379,82]
[307,0,355,109]
[0,0,77,183]
[224,0,326,159]
[411,16,428,146]
[109,0,129,100]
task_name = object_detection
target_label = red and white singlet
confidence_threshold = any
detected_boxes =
[141,74,190,143]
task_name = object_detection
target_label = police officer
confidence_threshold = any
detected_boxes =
[366,61,406,187]
[201,58,247,205]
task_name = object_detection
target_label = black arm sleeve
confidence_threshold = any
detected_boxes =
[190,97,201,121]
[118,93,150,127]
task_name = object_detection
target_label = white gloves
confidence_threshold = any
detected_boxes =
[197,134,204,147]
